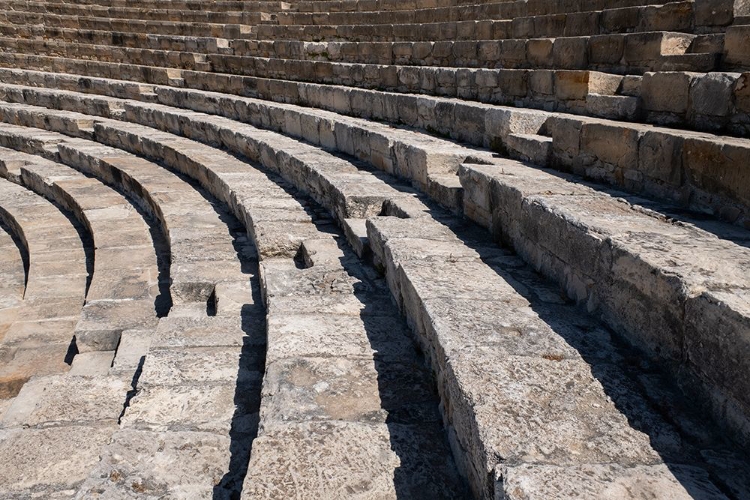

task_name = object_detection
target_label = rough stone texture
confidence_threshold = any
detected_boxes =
[244,421,465,500]
[496,463,727,499]
[0,1,748,499]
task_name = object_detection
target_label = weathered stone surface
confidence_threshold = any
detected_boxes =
[496,463,727,499]
[0,426,115,495]
[77,429,233,499]
[244,421,466,499]
[0,375,127,428]
[262,357,438,425]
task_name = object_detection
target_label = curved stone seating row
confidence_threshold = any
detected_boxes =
[9,82,750,446]
[0,176,86,398]
[0,121,245,311]
[0,11,254,40]
[0,26,230,55]
[0,24,722,76]
[0,106,466,498]
[229,32,721,74]
[0,144,161,354]
[288,0,713,22]
[273,0,694,30]
[252,3,693,42]
[2,45,747,141]
[2,68,745,233]
[4,91,748,497]
[0,0,277,24]
[41,0,290,11]
[0,219,24,324]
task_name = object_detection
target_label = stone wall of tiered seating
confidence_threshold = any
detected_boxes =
[0,0,748,499]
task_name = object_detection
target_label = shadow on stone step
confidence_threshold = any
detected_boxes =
[442,213,749,498]
[336,239,471,499]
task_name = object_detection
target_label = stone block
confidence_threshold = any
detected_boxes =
[243,422,465,499]
[526,38,554,68]
[725,25,750,68]
[641,72,695,115]
[589,35,625,66]
[0,426,115,495]
[553,37,588,70]
[638,131,685,186]
[555,71,590,101]
[496,463,726,499]
[77,429,234,498]
[690,72,736,118]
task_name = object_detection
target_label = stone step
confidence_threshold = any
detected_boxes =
[0,119,246,313]
[2,68,749,230]
[0,146,162,352]
[253,1,695,41]
[0,217,24,315]
[0,176,86,397]
[1,22,722,75]
[3,112,471,498]
[6,80,748,496]
[294,0,677,15]
[38,0,289,11]
[365,214,734,499]
[0,0,277,24]
[0,11,256,39]
[458,158,750,447]
[1,46,746,141]
[272,0,693,28]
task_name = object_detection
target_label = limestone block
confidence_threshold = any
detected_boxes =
[0,426,115,495]
[690,72,736,118]
[695,0,748,26]
[553,37,588,70]
[638,131,685,187]
[641,72,695,115]
[77,430,233,498]
[244,421,465,499]
[554,71,590,101]
[682,136,750,209]
[75,299,158,353]
[725,25,750,68]
[526,38,554,68]
[445,352,669,496]
[122,383,255,434]
[580,122,641,174]
[1,375,127,428]
[496,463,726,499]
[498,39,527,68]
[265,313,415,365]
[640,2,693,32]
[261,356,438,424]
[685,289,750,420]
[600,6,639,33]
[589,34,625,66]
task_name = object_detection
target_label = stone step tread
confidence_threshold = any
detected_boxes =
[8,71,744,496]
[0,216,24,308]
[364,213,738,498]
[244,421,467,498]
[0,175,87,302]
[0,114,245,307]
[0,373,128,428]
[459,158,750,445]
[0,146,159,299]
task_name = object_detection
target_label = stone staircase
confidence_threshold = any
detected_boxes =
[0,0,748,499]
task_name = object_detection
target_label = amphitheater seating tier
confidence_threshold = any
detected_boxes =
[0,0,749,498]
